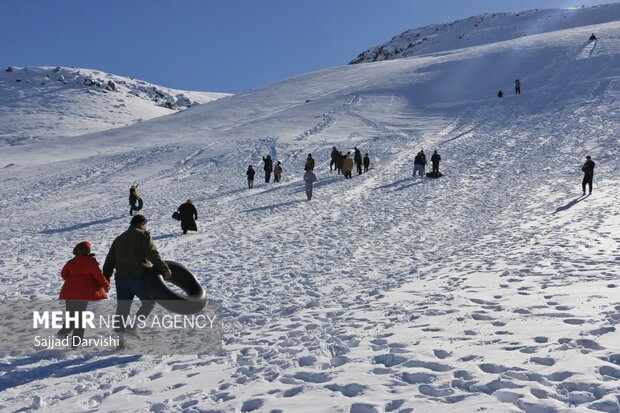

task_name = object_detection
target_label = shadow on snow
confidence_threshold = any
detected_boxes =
[554,194,589,213]
[0,354,141,392]
[40,216,124,235]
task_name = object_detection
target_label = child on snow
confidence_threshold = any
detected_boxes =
[58,241,109,342]
[247,165,255,189]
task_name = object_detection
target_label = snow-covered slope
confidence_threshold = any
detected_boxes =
[0,66,230,146]
[350,3,620,63]
[1,5,619,413]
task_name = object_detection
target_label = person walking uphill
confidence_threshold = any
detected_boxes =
[177,199,198,234]
[247,165,255,189]
[342,152,354,179]
[431,150,441,176]
[303,169,317,200]
[273,161,283,183]
[363,153,370,173]
[330,147,339,172]
[129,184,143,216]
[103,214,171,348]
[304,154,315,171]
[354,147,363,175]
[262,155,273,183]
[58,241,109,343]
[581,155,595,195]
[413,151,426,177]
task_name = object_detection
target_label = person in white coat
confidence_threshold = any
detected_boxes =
[303,170,317,201]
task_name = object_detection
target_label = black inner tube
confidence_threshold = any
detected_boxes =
[144,260,207,314]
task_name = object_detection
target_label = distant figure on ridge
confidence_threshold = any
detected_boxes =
[177,199,198,235]
[246,165,255,189]
[129,184,143,216]
[273,161,283,183]
[363,153,370,173]
[303,169,317,201]
[354,147,363,175]
[589,33,597,41]
[430,150,441,176]
[262,155,273,183]
[581,155,595,195]
[497,90,503,98]
[515,79,521,95]
[304,154,315,171]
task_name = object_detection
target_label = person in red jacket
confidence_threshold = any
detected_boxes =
[58,241,109,341]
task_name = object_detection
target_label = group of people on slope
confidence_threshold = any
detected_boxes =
[58,214,171,349]
[413,149,441,177]
[330,146,370,178]
[497,79,521,98]
[246,155,283,189]
[129,185,199,235]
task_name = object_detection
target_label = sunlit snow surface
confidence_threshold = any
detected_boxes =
[0,5,619,413]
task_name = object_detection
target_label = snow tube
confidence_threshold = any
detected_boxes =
[426,172,443,178]
[135,197,144,211]
[144,260,207,314]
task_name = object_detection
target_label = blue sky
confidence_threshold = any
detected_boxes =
[0,0,612,93]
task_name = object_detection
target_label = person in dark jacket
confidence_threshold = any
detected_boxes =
[581,155,595,195]
[413,151,426,177]
[363,153,370,173]
[336,152,344,175]
[247,165,255,189]
[129,184,143,216]
[177,199,198,234]
[330,147,339,172]
[589,33,597,41]
[262,155,273,183]
[498,90,503,98]
[304,154,315,171]
[58,241,109,342]
[430,150,441,176]
[273,161,283,183]
[103,215,171,347]
[515,79,521,95]
[354,147,363,175]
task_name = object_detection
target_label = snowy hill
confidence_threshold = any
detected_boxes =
[1,5,619,413]
[0,66,230,146]
[350,3,620,63]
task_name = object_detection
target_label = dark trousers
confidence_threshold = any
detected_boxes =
[364,165,369,172]
[330,160,335,171]
[265,171,271,183]
[274,174,280,183]
[582,175,593,194]
[58,300,89,340]
[248,179,253,189]
[515,87,521,94]
[432,162,439,175]
[344,171,352,179]
[356,162,362,175]
[115,277,155,333]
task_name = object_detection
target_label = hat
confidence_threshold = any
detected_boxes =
[586,155,591,159]
[73,241,91,256]
[130,214,147,227]
[186,198,193,204]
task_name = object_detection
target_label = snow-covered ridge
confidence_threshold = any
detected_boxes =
[350,3,620,63]
[0,66,230,145]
